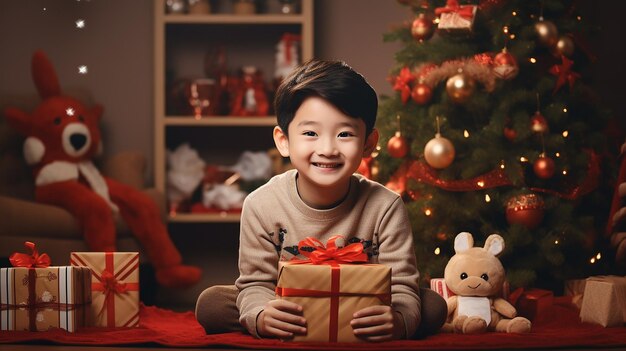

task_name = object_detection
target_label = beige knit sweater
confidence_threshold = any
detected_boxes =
[235,169,421,338]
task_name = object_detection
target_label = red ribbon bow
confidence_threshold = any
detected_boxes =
[392,67,415,104]
[296,235,368,264]
[9,241,51,268]
[435,0,476,19]
[549,55,580,94]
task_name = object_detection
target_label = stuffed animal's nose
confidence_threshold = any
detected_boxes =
[70,133,87,151]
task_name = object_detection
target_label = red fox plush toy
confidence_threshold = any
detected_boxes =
[4,51,201,288]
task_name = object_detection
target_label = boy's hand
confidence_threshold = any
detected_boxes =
[257,299,307,339]
[351,305,405,342]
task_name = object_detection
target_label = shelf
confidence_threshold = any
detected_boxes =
[168,212,241,223]
[164,116,277,126]
[164,14,305,24]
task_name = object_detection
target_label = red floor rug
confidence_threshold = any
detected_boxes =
[1,300,626,350]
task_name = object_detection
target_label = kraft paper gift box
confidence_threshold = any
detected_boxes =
[276,261,391,343]
[579,275,626,327]
[0,266,91,332]
[70,252,140,328]
[564,278,587,309]
[435,0,477,33]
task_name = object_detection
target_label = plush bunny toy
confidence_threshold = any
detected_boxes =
[442,232,531,334]
[4,51,201,288]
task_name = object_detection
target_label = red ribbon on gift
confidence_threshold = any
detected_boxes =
[9,241,51,268]
[435,0,475,20]
[89,252,139,327]
[277,236,374,342]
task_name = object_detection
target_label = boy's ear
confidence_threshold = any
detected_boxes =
[273,126,290,157]
[363,128,379,157]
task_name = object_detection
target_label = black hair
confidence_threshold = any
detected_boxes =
[274,59,378,137]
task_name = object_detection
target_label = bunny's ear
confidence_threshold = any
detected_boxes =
[484,234,505,256]
[454,232,474,253]
[32,50,61,99]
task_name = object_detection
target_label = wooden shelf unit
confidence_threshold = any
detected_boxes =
[154,0,313,223]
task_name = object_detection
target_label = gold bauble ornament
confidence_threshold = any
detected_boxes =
[411,13,435,42]
[553,35,575,57]
[424,133,455,169]
[446,72,475,104]
[535,19,558,47]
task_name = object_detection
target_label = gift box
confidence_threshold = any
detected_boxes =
[275,236,390,342]
[430,278,455,300]
[70,252,140,328]
[436,0,477,34]
[579,276,626,327]
[515,289,554,322]
[1,242,91,332]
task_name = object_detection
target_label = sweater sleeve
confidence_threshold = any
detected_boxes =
[235,194,280,337]
[376,196,421,338]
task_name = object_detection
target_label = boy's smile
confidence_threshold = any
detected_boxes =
[273,96,378,209]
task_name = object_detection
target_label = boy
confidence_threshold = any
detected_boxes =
[196,60,446,340]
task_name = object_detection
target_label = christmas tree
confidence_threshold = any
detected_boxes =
[373,0,619,292]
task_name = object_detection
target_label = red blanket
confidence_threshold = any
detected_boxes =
[1,301,625,349]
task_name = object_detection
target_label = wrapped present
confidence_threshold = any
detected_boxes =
[70,252,140,328]
[430,278,455,300]
[514,289,554,322]
[1,242,91,332]
[276,236,391,342]
[579,276,626,327]
[436,0,477,34]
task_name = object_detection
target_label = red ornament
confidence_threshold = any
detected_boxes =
[533,155,556,179]
[387,132,409,158]
[504,127,517,141]
[411,13,435,42]
[530,111,549,133]
[411,82,432,105]
[506,193,545,229]
[493,49,519,80]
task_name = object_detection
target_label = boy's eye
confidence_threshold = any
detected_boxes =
[302,131,317,137]
[338,131,353,138]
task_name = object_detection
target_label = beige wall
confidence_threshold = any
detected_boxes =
[0,0,411,184]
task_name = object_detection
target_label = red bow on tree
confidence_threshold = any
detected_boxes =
[9,241,51,268]
[550,56,580,94]
[435,0,476,19]
[392,67,415,104]
[297,235,368,264]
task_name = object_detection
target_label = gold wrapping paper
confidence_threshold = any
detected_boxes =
[276,261,390,342]
[579,276,626,327]
[0,266,91,332]
[70,252,140,328]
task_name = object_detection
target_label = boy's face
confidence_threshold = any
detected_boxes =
[273,96,378,206]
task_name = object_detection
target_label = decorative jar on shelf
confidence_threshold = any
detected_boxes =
[188,0,211,14]
[165,0,187,14]
[233,0,256,14]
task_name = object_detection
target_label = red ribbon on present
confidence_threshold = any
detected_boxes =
[9,241,51,268]
[89,252,139,327]
[435,0,475,19]
[278,236,373,342]
[550,56,581,94]
[392,67,415,104]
